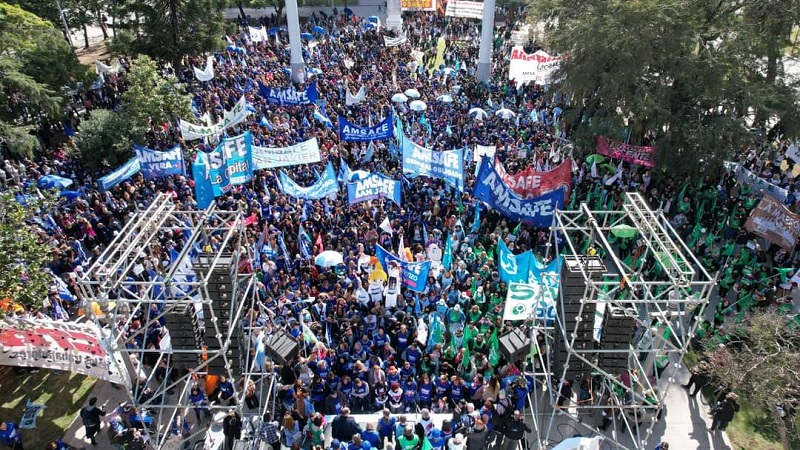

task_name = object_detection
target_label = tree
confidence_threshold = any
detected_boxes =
[0,2,92,156]
[228,0,285,22]
[704,310,800,450]
[528,0,800,175]
[73,109,144,170]
[114,0,226,73]
[0,191,58,314]
[74,55,190,168]
[121,55,193,127]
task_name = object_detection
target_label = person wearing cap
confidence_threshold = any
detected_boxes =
[428,428,446,450]
[397,425,419,450]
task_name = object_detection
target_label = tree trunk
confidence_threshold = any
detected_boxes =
[237,1,248,22]
[82,24,90,49]
[97,10,109,40]
[772,407,791,450]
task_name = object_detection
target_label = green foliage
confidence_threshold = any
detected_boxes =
[121,55,193,127]
[115,0,226,69]
[529,0,800,176]
[0,3,92,157]
[0,191,58,313]
[73,109,144,170]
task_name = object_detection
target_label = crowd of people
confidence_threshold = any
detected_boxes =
[0,4,799,450]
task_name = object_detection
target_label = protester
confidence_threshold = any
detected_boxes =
[79,397,106,446]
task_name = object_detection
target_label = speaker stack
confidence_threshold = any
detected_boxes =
[599,306,636,374]
[166,303,202,369]
[195,253,241,376]
[554,256,606,381]
[263,329,301,366]
[499,327,531,364]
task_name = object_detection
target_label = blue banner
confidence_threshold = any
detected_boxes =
[338,113,394,142]
[347,173,402,205]
[134,144,185,179]
[279,161,340,200]
[259,82,318,105]
[498,239,532,283]
[473,158,564,227]
[375,244,431,293]
[192,131,254,208]
[529,255,562,287]
[97,157,141,192]
[401,137,464,191]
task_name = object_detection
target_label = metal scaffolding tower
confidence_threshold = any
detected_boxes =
[78,193,258,449]
[532,192,715,449]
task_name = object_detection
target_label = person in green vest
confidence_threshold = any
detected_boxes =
[397,425,419,450]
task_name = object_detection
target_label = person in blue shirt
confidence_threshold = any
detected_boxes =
[351,378,371,412]
[326,371,341,392]
[401,377,418,412]
[352,341,368,362]
[45,439,70,450]
[0,422,22,450]
[434,374,450,402]
[428,428,446,450]
[361,423,382,449]
[399,361,416,379]
[358,333,373,352]
[387,366,401,386]
[417,373,435,409]
[404,341,422,367]
[189,385,213,423]
[213,375,237,406]
[394,324,411,358]
[310,375,330,411]
[373,327,389,350]
[449,376,466,404]
[339,375,355,398]
[376,409,396,446]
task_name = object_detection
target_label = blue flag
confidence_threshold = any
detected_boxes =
[362,142,375,163]
[471,203,481,233]
[498,239,533,283]
[442,234,453,270]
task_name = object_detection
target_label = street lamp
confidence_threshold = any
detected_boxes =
[53,0,74,48]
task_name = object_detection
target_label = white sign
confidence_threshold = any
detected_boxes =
[179,96,248,140]
[249,26,269,43]
[786,143,800,164]
[503,282,557,321]
[193,56,215,82]
[445,0,484,19]
[252,138,322,169]
[508,47,564,86]
[384,34,408,47]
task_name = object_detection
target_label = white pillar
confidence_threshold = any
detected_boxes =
[286,0,305,83]
[386,0,403,32]
[477,0,496,83]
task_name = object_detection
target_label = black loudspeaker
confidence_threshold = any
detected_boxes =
[499,327,531,364]
[264,330,300,366]
[599,307,636,373]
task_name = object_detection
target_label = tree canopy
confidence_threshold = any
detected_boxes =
[529,0,800,175]
[113,0,226,71]
[0,2,92,156]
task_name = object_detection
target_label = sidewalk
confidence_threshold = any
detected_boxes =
[61,380,127,449]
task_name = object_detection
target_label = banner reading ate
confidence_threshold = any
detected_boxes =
[494,158,573,199]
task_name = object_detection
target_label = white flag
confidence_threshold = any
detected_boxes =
[380,216,393,235]
[193,56,215,82]
[346,86,367,106]
[591,160,598,178]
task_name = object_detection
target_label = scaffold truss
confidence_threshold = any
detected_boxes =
[528,192,715,450]
[78,193,259,449]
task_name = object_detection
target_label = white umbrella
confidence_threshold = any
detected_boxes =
[496,108,516,119]
[392,93,409,103]
[468,107,488,119]
[437,95,454,103]
[409,100,427,111]
[404,88,421,99]
[441,67,456,76]
[551,436,603,450]
[315,250,344,267]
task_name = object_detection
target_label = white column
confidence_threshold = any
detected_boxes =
[286,0,305,83]
[386,0,403,32]
[477,0,496,83]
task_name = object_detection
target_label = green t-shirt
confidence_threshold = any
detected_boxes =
[398,435,420,450]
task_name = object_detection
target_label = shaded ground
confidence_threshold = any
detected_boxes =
[77,41,110,66]
[0,366,96,449]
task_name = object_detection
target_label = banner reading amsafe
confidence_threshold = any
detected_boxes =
[508,47,564,85]
[402,0,437,11]
[745,195,800,250]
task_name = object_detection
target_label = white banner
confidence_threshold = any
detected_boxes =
[179,96,248,140]
[786,142,800,164]
[248,26,269,43]
[384,34,408,47]
[346,86,367,106]
[252,137,322,169]
[95,60,122,76]
[445,0,484,19]
[508,47,564,86]
[193,56,214,82]
[0,318,130,387]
